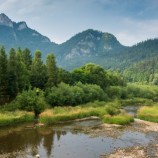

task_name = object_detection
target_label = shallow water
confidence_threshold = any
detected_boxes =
[123,106,141,117]
[0,120,156,158]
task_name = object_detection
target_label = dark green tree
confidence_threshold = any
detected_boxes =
[16,48,30,92]
[30,50,47,89]
[46,54,57,87]
[0,46,8,103]
[8,48,18,98]
[23,48,32,70]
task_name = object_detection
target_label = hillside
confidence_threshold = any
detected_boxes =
[0,13,57,57]
[56,29,126,69]
[0,13,158,72]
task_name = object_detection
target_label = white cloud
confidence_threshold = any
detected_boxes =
[115,18,158,46]
[0,0,157,46]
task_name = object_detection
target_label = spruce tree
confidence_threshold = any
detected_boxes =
[0,46,8,103]
[23,48,32,70]
[46,54,57,87]
[30,50,47,89]
[8,48,18,98]
[16,48,30,92]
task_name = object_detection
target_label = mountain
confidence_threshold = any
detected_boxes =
[56,29,127,69]
[0,13,57,57]
[0,13,158,72]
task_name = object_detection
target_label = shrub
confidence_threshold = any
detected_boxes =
[14,88,47,115]
[46,82,107,106]
[106,106,120,116]
[107,86,122,99]
[127,84,158,99]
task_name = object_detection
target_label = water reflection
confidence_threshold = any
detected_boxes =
[0,125,65,157]
[0,120,156,158]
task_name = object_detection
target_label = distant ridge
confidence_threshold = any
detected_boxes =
[0,13,158,71]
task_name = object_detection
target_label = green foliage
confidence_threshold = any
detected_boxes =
[0,46,8,103]
[126,84,158,99]
[71,63,125,90]
[46,53,58,87]
[123,57,158,84]
[106,106,120,116]
[137,105,158,122]
[30,50,47,89]
[121,98,153,106]
[0,111,34,127]
[14,88,47,115]
[39,102,109,125]
[103,113,134,125]
[16,48,30,92]
[8,48,18,98]
[107,84,158,101]
[22,48,32,70]
[46,82,107,106]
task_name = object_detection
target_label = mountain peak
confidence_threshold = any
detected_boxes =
[17,21,28,30]
[0,13,13,27]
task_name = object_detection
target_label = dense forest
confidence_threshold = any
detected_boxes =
[0,46,125,113]
[124,57,158,84]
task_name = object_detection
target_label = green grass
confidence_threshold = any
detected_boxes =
[121,98,153,106]
[103,113,134,125]
[0,111,34,127]
[39,101,131,125]
[39,105,107,124]
[137,105,158,122]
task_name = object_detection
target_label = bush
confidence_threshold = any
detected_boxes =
[126,84,158,99]
[13,88,47,115]
[46,82,107,106]
[106,106,120,116]
[107,86,122,99]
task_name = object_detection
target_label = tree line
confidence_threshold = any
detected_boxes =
[0,46,125,106]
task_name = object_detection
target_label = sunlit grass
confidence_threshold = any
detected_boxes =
[137,105,158,122]
[103,113,134,125]
[0,111,34,127]
[39,105,107,124]
[39,101,125,125]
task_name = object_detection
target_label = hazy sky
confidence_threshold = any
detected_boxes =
[0,0,158,46]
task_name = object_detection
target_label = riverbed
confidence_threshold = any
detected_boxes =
[0,118,158,158]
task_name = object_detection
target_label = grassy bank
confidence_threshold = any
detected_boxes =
[0,111,34,127]
[121,98,153,106]
[103,113,134,125]
[39,105,106,124]
[39,101,133,125]
[137,105,158,122]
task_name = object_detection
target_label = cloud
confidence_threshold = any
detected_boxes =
[0,0,58,15]
[115,18,158,46]
[0,0,157,45]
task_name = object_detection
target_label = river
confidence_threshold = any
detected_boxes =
[0,116,158,158]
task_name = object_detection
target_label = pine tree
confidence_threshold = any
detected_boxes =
[30,50,47,89]
[0,46,8,103]
[16,48,30,92]
[8,48,18,98]
[23,48,32,70]
[46,54,57,87]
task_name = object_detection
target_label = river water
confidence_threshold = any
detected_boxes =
[0,118,157,158]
